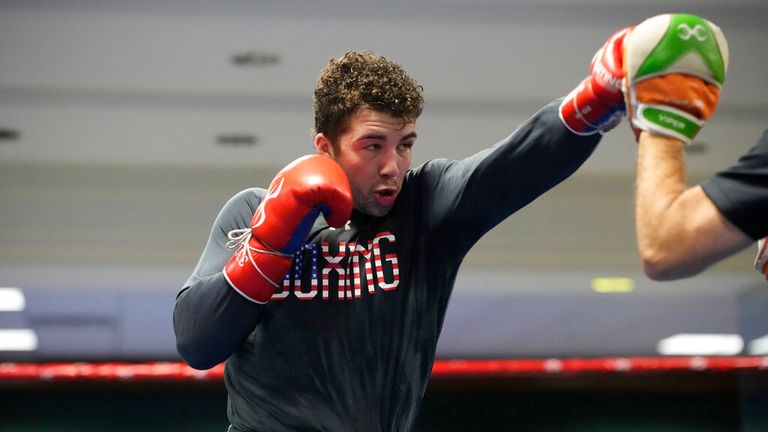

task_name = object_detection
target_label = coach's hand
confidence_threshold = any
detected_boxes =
[624,13,728,144]
[224,155,353,303]
[559,27,629,135]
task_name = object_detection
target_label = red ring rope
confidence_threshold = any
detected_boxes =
[1,356,766,381]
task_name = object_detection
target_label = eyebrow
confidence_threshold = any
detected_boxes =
[356,132,418,142]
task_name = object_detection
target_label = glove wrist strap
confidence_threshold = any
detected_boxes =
[632,102,704,144]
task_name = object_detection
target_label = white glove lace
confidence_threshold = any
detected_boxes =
[226,228,291,288]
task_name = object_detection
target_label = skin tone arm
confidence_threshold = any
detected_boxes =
[635,131,754,280]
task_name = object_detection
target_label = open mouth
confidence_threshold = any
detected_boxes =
[376,188,396,197]
[373,186,398,206]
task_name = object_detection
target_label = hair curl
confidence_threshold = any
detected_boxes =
[313,51,424,143]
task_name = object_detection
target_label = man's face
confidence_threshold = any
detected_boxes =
[315,108,416,217]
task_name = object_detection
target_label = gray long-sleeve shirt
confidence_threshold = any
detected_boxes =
[174,101,601,432]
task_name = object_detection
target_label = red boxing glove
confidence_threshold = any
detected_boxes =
[224,155,353,303]
[559,27,631,135]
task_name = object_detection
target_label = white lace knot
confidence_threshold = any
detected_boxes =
[225,227,291,288]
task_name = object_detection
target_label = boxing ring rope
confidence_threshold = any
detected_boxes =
[2,356,767,381]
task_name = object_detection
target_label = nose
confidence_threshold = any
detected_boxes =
[379,149,400,179]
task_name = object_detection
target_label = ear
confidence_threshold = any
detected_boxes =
[314,133,333,157]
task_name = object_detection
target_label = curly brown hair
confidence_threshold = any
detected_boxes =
[313,51,424,144]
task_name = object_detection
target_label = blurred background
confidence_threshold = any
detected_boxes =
[1,0,767,431]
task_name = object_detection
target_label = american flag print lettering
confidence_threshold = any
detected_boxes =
[270,231,400,301]
[321,242,346,300]
[373,232,398,291]
[294,243,320,300]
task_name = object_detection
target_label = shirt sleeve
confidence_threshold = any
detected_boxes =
[173,188,268,370]
[411,99,601,255]
[701,130,768,240]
